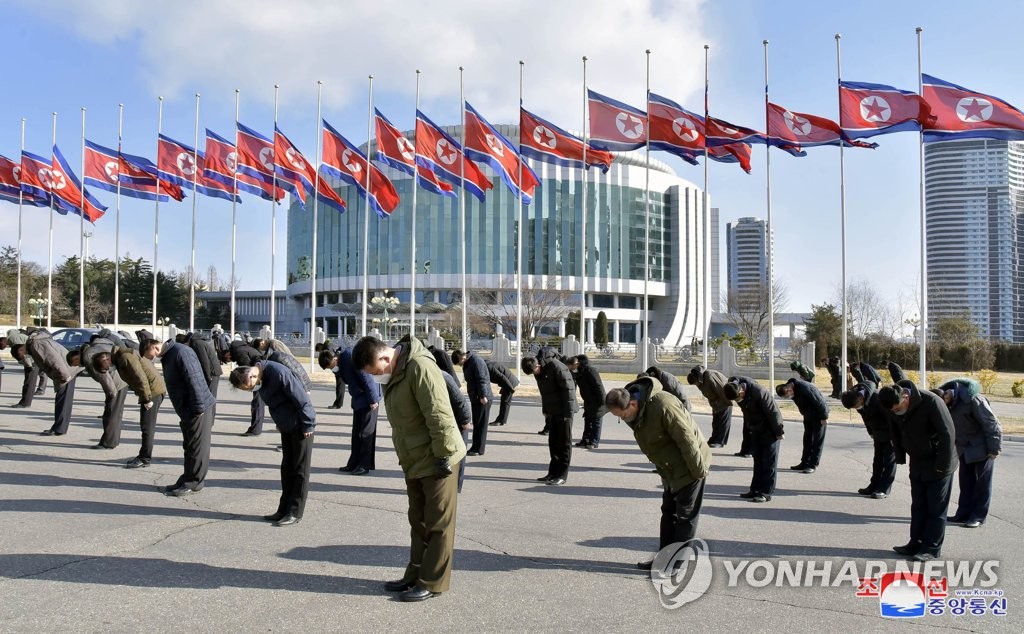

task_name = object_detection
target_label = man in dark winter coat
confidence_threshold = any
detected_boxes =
[223,340,268,436]
[522,347,578,485]
[324,342,347,409]
[776,378,830,473]
[687,365,733,448]
[887,361,907,384]
[725,376,784,503]
[840,381,896,498]
[789,360,815,382]
[186,332,223,423]
[825,356,842,398]
[452,350,492,456]
[934,378,1001,528]
[440,370,472,493]
[879,380,957,561]
[486,360,519,427]
[642,366,691,412]
[568,355,606,449]
[429,345,458,380]
[322,348,381,476]
[850,361,883,387]
[160,340,217,497]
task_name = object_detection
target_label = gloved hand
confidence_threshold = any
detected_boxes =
[435,456,453,478]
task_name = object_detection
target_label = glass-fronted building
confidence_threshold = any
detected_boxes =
[285,124,712,346]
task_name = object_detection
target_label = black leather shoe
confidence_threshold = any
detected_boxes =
[350,466,369,476]
[750,494,771,503]
[91,443,113,450]
[163,486,195,497]
[327,404,341,409]
[384,579,415,593]
[858,487,873,495]
[241,430,261,437]
[126,457,150,469]
[587,444,599,450]
[488,421,505,426]
[790,463,806,470]
[398,585,439,602]
[536,475,552,482]
[546,477,566,486]
[466,450,481,456]
[274,515,301,527]
[537,429,549,435]
[946,516,967,525]
[10,403,28,408]
[740,491,756,499]
[708,443,723,448]
[40,429,59,436]
[339,465,356,473]
[870,491,887,499]
[574,441,589,448]
[263,512,285,522]
[800,467,816,474]
[893,543,920,556]
[733,452,751,457]
[964,520,982,528]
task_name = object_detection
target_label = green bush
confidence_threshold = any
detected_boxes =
[976,369,998,395]
[1012,380,1024,398]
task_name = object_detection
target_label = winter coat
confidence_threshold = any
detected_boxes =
[939,378,1002,462]
[729,376,784,443]
[442,370,472,428]
[486,361,519,393]
[536,347,578,419]
[186,333,223,381]
[111,345,166,404]
[460,351,492,399]
[572,354,606,415]
[160,342,216,421]
[267,349,312,392]
[381,337,466,479]
[789,360,815,382]
[431,347,458,381]
[623,377,711,494]
[647,367,690,411]
[695,368,732,413]
[257,360,316,434]
[338,347,381,411]
[783,378,829,422]
[850,381,892,443]
[264,338,292,359]
[889,380,957,481]
[229,341,263,367]
[888,362,908,384]
[79,339,128,398]
[851,362,883,387]
[25,331,78,384]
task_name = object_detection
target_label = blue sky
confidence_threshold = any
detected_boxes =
[2,0,1022,315]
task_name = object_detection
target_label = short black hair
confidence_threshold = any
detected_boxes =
[686,366,704,385]
[840,388,863,409]
[877,386,901,409]
[91,351,112,372]
[142,339,161,354]
[352,336,387,371]
[521,357,538,374]
[645,366,660,377]
[228,365,253,389]
[723,381,741,401]
[775,383,791,397]
[317,349,336,370]
[66,349,82,366]
[10,343,26,359]
[604,387,631,410]
[451,350,466,365]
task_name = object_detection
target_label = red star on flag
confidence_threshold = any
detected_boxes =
[862,97,889,121]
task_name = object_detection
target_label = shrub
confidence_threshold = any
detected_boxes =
[976,369,998,395]
[1012,380,1024,398]
[905,370,919,386]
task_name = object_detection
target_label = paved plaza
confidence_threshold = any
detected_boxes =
[0,378,1021,631]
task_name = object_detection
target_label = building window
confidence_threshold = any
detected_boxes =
[592,294,615,308]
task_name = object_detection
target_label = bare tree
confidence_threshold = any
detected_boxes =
[722,280,789,352]
[471,276,574,340]
[834,279,889,338]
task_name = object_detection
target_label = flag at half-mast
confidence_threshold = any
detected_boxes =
[272,124,347,214]
[321,118,399,217]
[922,74,1024,142]
[463,102,540,204]
[415,109,493,202]
[204,129,285,202]
[647,93,703,165]
[0,153,48,205]
[519,107,614,172]
[83,140,185,202]
[706,115,805,156]
[587,89,647,152]
[50,145,107,223]
[766,103,877,149]
[839,80,933,139]
[374,108,455,198]
[155,134,239,202]
[235,122,277,186]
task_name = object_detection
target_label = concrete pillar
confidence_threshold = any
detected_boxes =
[558,318,566,338]
[613,320,620,344]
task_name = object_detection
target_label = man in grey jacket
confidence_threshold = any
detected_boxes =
[21,330,82,436]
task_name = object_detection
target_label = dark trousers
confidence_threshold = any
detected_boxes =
[750,437,780,496]
[659,478,706,550]
[175,408,213,490]
[138,394,163,461]
[248,391,265,434]
[869,438,897,494]
[331,374,346,408]
[50,376,77,434]
[581,409,604,445]
[908,472,954,556]
[952,455,995,523]
[207,376,220,423]
[99,387,129,448]
[738,417,753,455]
[708,407,732,446]
[457,426,470,493]
[345,406,378,470]
[277,429,314,518]
[546,414,573,480]
[468,397,492,454]
[19,366,39,407]
[800,417,827,467]
[403,470,460,593]
[492,388,514,425]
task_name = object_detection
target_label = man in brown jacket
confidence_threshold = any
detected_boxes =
[687,365,733,448]
[93,339,167,468]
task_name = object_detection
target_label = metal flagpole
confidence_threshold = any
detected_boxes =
[702,44,710,367]
[459,66,468,352]
[230,90,240,340]
[114,104,123,330]
[151,98,162,333]
[916,26,927,386]
[309,80,323,372]
[271,84,280,337]
[47,112,56,329]
[79,107,86,327]
[516,60,525,379]
[16,118,25,327]
[641,50,651,370]
[763,40,775,386]
[581,56,588,349]
[411,70,420,337]
[361,75,373,337]
[189,93,200,332]
[836,34,849,393]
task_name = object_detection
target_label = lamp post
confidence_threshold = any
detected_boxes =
[28,293,48,327]
[156,316,170,341]
[371,289,401,341]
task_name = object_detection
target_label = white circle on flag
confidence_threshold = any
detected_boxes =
[718,124,739,136]
[11,165,21,183]
[672,117,699,143]
[436,139,457,165]
[226,152,237,173]
[51,170,67,190]
[859,95,891,123]
[533,125,556,149]
[485,133,505,157]
[177,153,196,176]
[341,149,362,174]
[259,147,275,171]
[104,161,119,182]
[397,137,415,161]
[783,111,811,136]
[616,112,645,140]
[956,97,993,123]
[285,147,305,170]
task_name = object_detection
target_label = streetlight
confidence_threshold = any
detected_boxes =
[371,289,401,341]
[156,316,170,341]
[28,293,48,327]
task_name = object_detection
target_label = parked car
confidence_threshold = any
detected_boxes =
[49,328,101,350]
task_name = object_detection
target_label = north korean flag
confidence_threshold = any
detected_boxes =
[922,74,1024,142]
[708,143,753,174]
[312,165,348,215]
[464,102,539,204]
[839,80,933,139]
[519,107,614,172]
[588,89,646,152]
[415,110,493,203]
[204,129,284,202]
[235,122,276,185]
[273,125,318,206]
[156,135,239,203]
[0,153,47,206]
[648,93,704,165]
[373,109,455,198]
[707,115,805,157]
[50,145,107,223]
[19,150,60,205]
[766,103,877,149]
[83,140,180,202]
[321,118,399,217]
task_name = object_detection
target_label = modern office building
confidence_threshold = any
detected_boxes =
[711,206,721,313]
[726,216,771,299]
[924,138,1024,342]
[281,123,713,346]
